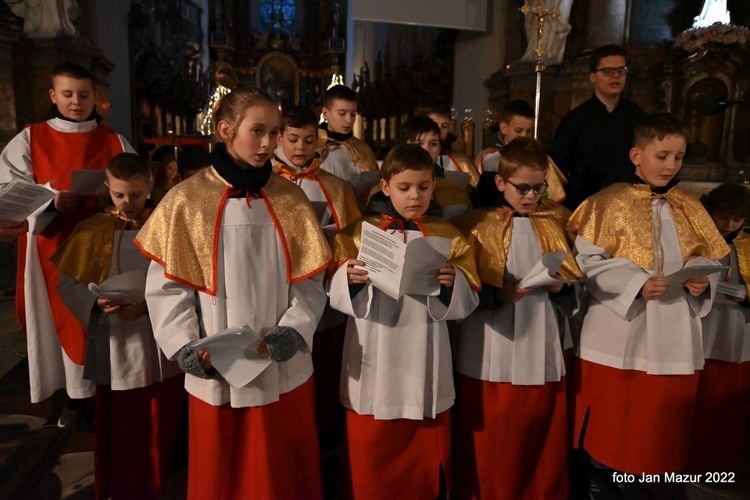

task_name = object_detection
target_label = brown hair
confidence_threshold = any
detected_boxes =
[413,98,451,119]
[323,85,357,109]
[107,153,150,181]
[500,100,534,124]
[282,105,319,132]
[50,62,95,88]
[380,144,435,182]
[701,183,750,219]
[399,115,440,144]
[633,112,688,148]
[212,69,277,142]
[589,44,629,72]
[497,137,549,178]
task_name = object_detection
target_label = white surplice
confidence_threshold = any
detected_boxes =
[0,117,133,402]
[457,218,571,385]
[702,246,750,363]
[575,198,720,375]
[328,228,479,420]
[144,197,327,407]
[58,230,180,390]
[320,145,361,183]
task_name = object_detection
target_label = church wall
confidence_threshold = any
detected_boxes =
[453,0,506,155]
[89,0,132,142]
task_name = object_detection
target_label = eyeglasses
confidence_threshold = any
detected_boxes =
[594,66,628,77]
[505,179,548,196]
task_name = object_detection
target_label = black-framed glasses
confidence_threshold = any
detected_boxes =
[505,179,548,196]
[595,66,628,77]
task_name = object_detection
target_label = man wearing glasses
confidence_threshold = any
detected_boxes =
[553,44,645,209]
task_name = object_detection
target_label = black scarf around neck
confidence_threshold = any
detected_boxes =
[320,122,353,142]
[617,169,681,195]
[49,104,103,123]
[211,142,272,196]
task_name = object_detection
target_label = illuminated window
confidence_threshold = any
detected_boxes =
[260,0,296,34]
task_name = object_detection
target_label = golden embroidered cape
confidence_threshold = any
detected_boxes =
[458,206,581,289]
[445,151,480,187]
[732,230,750,299]
[317,128,378,173]
[52,207,152,286]
[332,214,481,291]
[568,183,729,272]
[135,166,332,294]
[272,155,361,230]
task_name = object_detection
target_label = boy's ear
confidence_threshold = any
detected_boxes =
[494,174,505,192]
[629,146,641,166]
[499,121,509,137]
[321,107,330,121]
[48,88,57,103]
[380,178,390,196]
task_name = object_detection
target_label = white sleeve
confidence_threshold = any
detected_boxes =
[0,129,32,186]
[684,256,721,317]
[426,269,479,321]
[276,271,327,352]
[117,134,136,154]
[57,274,97,331]
[574,235,651,320]
[327,263,374,319]
[145,260,202,359]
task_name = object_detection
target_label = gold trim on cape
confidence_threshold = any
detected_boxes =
[458,206,582,289]
[136,167,332,294]
[568,183,729,271]
[272,155,361,230]
[446,152,480,187]
[317,128,378,173]
[332,214,481,291]
[732,231,750,299]
[52,207,151,286]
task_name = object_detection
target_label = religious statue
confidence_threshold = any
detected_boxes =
[4,0,79,38]
[521,0,574,65]
[692,0,731,29]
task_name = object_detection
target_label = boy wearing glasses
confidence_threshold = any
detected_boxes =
[454,137,581,499]
[553,44,645,209]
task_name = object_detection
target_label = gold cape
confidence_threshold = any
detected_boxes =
[458,206,581,289]
[272,155,361,230]
[732,230,750,299]
[135,166,333,294]
[317,128,379,173]
[332,214,481,291]
[52,207,152,286]
[445,152,480,187]
[568,183,729,273]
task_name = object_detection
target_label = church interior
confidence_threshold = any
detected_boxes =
[1,0,750,498]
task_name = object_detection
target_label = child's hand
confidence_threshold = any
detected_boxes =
[97,297,122,314]
[497,279,533,303]
[347,259,368,284]
[685,276,709,297]
[543,274,564,294]
[641,277,669,300]
[437,262,455,287]
[0,219,28,243]
[196,349,212,370]
[54,191,81,213]
[118,302,147,322]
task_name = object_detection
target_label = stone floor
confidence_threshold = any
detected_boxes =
[1,292,750,499]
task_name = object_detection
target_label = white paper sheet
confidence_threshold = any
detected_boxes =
[662,265,726,289]
[356,222,452,300]
[717,281,747,300]
[190,325,273,388]
[444,170,471,188]
[71,170,107,195]
[88,270,147,303]
[518,251,576,288]
[0,181,55,222]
